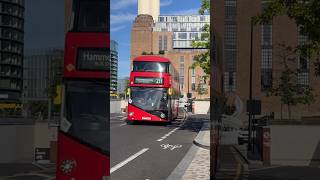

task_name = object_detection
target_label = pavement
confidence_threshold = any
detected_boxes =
[0,163,56,180]
[234,144,320,180]
[167,115,210,180]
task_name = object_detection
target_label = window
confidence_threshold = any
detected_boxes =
[192,83,196,91]
[172,17,178,22]
[225,6,236,20]
[262,24,272,46]
[159,17,164,22]
[297,71,309,86]
[133,62,169,73]
[190,32,199,40]
[164,35,168,51]
[180,56,185,86]
[159,35,163,50]
[261,48,272,69]
[200,16,205,21]
[76,0,108,32]
[224,49,236,72]
[65,81,109,154]
[224,72,236,92]
[178,33,187,40]
[261,69,272,90]
[224,24,237,45]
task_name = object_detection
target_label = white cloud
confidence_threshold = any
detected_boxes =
[160,0,173,7]
[111,13,136,25]
[111,25,127,32]
[163,8,199,15]
[111,0,137,10]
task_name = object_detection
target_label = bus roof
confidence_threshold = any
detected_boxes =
[133,56,170,63]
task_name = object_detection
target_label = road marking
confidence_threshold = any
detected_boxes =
[160,144,182,150]
[110,148,149,174]
[121,117,127,121]
[119,123,126,127]
[157,127,179,142]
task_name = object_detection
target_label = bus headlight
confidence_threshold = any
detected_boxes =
[129,112,134,116]
[160,112,166,119]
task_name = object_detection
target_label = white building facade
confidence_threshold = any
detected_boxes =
[153,15,210,49]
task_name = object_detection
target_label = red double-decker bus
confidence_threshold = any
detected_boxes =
[56,0,109,179]
[127,56,180,124]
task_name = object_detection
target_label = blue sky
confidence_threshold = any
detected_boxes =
[111,0,202,78]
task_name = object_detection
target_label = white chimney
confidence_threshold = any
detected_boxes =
[138,0,160,22]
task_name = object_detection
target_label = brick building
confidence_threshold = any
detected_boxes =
[212,0,320,122]
[131,14,210,99]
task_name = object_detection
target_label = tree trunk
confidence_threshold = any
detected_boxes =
[288,104,291,120]
[280,103,283,120]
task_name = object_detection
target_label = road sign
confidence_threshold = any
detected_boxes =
[246,100,261,115]
[35,148,50,164]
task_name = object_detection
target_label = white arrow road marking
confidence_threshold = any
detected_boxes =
[110,148,149,174]
[157,127,179,142]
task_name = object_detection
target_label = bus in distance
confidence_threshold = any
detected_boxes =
[127,56,180,124]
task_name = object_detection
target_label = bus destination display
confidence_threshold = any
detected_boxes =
[77,48,109,71]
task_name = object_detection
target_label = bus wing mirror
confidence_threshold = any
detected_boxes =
[60,85,71,132]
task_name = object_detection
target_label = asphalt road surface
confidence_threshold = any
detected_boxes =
[110,113,204,180]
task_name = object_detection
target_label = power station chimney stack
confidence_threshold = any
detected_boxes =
[138,0,160,22]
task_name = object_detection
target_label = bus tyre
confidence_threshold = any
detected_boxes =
[127,120,134,125]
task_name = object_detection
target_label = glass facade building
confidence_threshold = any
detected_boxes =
[110,40,118,93]
[154,15,209,49]
[0,0,24,102]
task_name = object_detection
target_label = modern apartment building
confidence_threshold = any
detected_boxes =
[23,49,63,101]
[212,0,320,121]
[110,39,118,94]
[0,0,24,103]
[154,15,210,49]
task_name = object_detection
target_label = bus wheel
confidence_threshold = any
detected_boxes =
[127,120,135,125]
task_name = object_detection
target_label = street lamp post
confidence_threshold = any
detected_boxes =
[248,18,254,151]
[188,66,190,95]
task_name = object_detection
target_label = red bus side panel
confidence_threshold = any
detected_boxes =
[127,104,168,122]
[56,133,109,179]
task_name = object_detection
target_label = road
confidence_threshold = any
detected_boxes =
[110,113,204,180]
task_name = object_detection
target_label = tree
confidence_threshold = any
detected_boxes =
[267,44,315,119]
[254,0,320,76]
[196,82,208,99]
[191,0,210,79]
[159,50,165,55]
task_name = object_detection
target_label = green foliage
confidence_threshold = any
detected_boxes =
[29,101,48,118]
[141,51,154,55]
[159,50,165,55]
[191,0,210,79]
[254,0,320,75]
[196,82,208,97]
[199,0,210,15]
